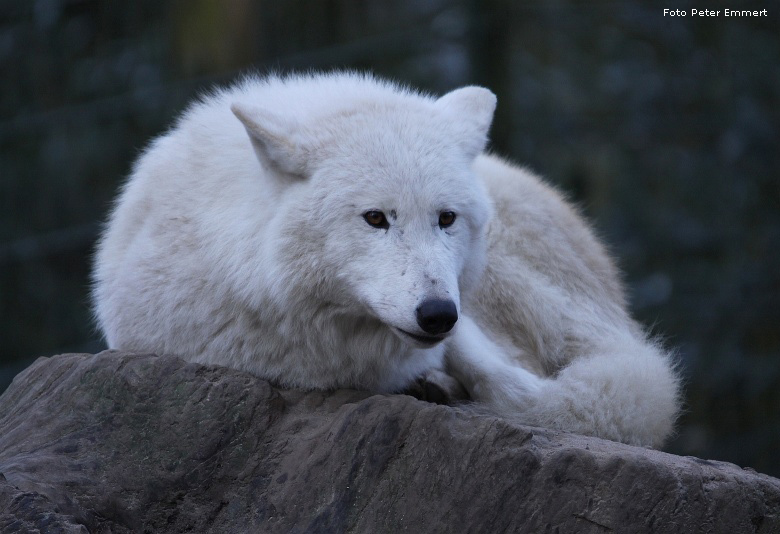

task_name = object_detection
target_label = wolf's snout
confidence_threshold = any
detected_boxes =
[416,299,458,335]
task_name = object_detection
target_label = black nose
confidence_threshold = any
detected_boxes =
[416,299,458,335]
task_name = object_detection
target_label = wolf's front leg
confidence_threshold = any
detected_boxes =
[445,315,544,416]
[403,368,469,405]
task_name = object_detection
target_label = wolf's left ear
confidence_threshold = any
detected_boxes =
[436,87,497,159]
[231,102,311,177]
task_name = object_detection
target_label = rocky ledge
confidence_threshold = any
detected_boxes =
[0,352,778,533]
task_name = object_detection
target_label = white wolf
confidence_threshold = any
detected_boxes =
[93,72,680,447]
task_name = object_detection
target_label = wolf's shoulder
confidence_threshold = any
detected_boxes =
[179,71,431,127]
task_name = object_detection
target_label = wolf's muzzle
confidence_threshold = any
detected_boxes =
[416,299,458,335]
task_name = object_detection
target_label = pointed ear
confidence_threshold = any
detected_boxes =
[231,102,309,176]
[436,87,497,159]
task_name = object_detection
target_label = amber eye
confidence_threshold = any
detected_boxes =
[363,210,389,229]
[439,211,456,228]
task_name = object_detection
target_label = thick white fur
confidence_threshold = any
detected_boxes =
[93,72,680,447]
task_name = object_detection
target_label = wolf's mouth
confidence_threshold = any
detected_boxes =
[395,328,446,346]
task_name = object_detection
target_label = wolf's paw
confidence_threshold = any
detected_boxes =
[403,369,471,405]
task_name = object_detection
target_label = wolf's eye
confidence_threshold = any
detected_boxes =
[363,210,389,229]
[439,211,456,228]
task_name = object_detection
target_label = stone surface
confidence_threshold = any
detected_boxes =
[0,352,778,533]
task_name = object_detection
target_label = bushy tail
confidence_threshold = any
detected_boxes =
[446,317,682,448]
[521,338,680,447]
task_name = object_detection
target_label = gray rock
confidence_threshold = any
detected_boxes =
[0,352,778,533]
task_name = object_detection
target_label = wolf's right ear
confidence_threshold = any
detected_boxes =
[231,103,310,176]
[436,87,497,159]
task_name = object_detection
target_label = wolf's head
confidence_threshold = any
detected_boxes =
[231,75,495,348]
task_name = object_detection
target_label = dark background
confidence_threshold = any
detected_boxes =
[1,1,778,475]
